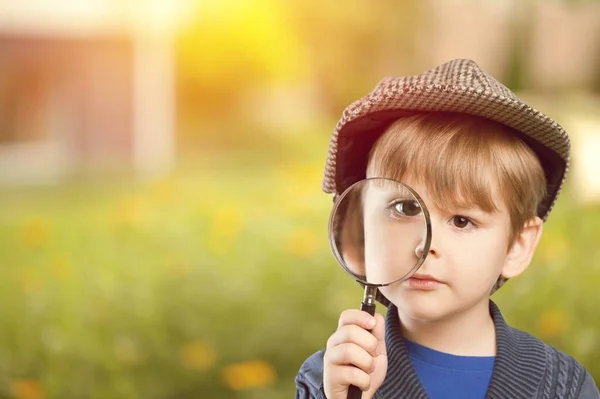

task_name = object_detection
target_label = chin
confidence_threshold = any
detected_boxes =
[402,301,451,322]
[383,288,455,322]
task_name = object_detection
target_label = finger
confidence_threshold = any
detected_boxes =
[337,309,377,330]
[326,324,379,357]
[325,343,375,374]
[371,313,387,356]
[328,364,372,392]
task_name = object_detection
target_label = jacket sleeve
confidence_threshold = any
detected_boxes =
[295,349,327,399]
[578,371,600,399]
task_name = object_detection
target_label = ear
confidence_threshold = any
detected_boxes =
[501,217,544,279]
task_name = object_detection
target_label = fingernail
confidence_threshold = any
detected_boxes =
[367,317,376,327]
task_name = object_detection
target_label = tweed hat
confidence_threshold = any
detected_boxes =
[322,58,571,222]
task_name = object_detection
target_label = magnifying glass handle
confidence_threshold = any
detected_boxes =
[347,285,378,399]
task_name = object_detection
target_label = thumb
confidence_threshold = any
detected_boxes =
[371,313,387,356]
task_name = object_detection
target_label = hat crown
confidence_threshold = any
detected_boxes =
[374,59,517,100]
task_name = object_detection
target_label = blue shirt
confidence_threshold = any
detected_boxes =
[406,339,495,399]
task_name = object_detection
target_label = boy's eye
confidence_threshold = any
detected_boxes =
[392,200,422,217]
[452,216,471,229]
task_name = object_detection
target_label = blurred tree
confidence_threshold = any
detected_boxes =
[287,0,424,115]
[505,0,536,91]
[175,0,306,150]
[174,0,425,152]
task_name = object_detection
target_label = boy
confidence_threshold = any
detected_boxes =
[295,59,599,398]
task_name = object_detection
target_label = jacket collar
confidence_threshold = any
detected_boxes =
[379,300,546,399]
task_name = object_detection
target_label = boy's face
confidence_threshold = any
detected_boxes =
[373,176,521,321]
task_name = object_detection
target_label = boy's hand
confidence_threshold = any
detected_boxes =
[323,310,387,399]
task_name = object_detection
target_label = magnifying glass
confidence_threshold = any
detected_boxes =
[328,178,432,399]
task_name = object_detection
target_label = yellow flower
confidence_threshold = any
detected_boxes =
[537,308,567,338]
[207,205,243,255]
[179,341,216,371]
[11,379,43,399]
[286,163,322,195]
[148,177,177,204]
[166,258,192,277]
[210,205,242,240]
[113,196,142,227]
[286,228,318,257]
[50,256,72,280]
[540,234,567,264]
[221,360,277,390]
[21,219,49,247]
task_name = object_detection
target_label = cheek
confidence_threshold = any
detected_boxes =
[364,233,417,283]
[364,219,423,283]
[448,229,509,278]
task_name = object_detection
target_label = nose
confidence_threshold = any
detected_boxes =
[415,237,438,258]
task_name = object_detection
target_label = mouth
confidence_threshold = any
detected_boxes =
[410,273,442,283]
[404,273,444,290]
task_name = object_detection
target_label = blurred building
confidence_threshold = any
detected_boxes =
[1,0,599,195]
[423,0,600,90]
[0,0,185,184]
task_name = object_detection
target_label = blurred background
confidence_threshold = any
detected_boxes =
[0,0,599,397]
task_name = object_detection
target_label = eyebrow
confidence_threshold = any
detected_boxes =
[455,207,499,218]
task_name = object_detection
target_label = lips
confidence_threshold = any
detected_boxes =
[410,273,442,283]
[405,273,444,290]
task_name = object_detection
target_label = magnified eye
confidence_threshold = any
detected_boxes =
[391,200,422,217]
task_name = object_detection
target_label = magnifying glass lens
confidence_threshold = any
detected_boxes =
[330,178,431,286]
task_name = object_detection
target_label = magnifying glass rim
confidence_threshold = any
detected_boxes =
[328,177,432,287]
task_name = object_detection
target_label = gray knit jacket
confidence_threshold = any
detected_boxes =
[295,301,599,399]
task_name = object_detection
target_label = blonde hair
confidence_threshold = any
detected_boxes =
[366,112,547,246]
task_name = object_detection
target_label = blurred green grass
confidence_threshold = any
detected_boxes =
[0,129,598,398]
